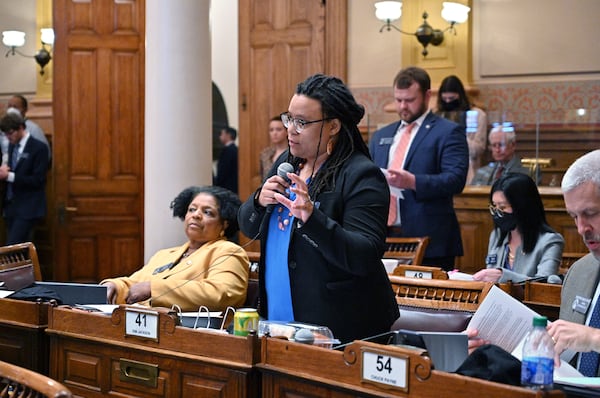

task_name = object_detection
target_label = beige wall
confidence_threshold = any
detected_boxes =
[349,0,600,122]
[347,0,402,88]
[211,0,239,130]
[0,0,38,95]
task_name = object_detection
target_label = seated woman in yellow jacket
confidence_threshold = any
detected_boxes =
[101,186,249,311]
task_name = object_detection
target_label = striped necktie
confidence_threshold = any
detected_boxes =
[387,123,415,226]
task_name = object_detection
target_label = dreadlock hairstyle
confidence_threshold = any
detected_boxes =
[287,73,369,200]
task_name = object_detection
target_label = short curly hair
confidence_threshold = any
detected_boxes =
[170,186,241,239]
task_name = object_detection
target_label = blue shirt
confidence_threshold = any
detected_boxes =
[264,189,297,321]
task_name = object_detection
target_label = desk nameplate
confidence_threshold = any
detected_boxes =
[404,270,433,279]
[361,347,409,392]
[125,307,159,341]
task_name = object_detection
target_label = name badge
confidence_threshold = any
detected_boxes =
[572,295,592,314]
[379,137,393,145]
[485,254,497,266]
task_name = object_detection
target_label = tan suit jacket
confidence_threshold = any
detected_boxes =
[102,239,249,311]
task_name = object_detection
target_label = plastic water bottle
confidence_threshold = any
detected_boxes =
[521,316,554,389]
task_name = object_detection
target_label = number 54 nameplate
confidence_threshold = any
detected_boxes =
[125,308,159,341]
[361,348,408,392]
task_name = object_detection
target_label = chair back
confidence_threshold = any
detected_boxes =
[0,360,72,397]
[388,275,493,312]
[383,237,429,265]
[0,242,42,281]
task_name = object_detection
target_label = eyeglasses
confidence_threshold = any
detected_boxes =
[281,112,333,133]
[488,204,511,218]
[4,130,17,136]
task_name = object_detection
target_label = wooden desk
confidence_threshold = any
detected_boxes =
[524,282,562,321]
[0,298,50,374]
[259,337,565,397]
[455,186,586,274]
[46,306,261,397]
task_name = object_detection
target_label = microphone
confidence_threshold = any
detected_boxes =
[265,162,294,216]
[277,162,294,183]
[294,328,315,345]
[547,274,563,285]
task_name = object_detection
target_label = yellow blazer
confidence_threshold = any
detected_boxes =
[102,239,249,311]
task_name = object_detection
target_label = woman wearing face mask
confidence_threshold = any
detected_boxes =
[472,173,564,283]
[435,75,487,183]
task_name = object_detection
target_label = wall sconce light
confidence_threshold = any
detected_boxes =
[2,28,54,76]
[374,1,470,57]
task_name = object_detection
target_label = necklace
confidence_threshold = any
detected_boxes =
[277,206,293,231]
[182,248,197,258]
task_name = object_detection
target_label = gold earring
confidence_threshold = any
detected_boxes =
[326,138,335,155]
[220,230,225,237]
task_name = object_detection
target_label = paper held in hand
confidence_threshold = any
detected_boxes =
[467,285,583,379]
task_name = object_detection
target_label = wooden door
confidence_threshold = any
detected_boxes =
[238,0,347,204]
[52,0,145,282]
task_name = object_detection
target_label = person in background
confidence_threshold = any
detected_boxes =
[435,75,487,183]
[546,150,600,375]
[470,123,530,186]
[214,126,238,194]
[2,95,51,165]
[102,185,249,312]
[0,112,49,245]
[369,66,469,271]
[472,173,564,283]
[259,115,288,180]
[238,74,399,344]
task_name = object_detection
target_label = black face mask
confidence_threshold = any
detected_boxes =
[493,213,517,233]
[441,98,461,112]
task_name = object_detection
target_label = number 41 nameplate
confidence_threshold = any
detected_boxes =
[125,307,159,341]
[361,348,408,392]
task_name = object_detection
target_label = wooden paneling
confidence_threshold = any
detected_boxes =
[52,0,145,282]
[47,306,260,397]
[259,337,566,397]
[0,298,50,374]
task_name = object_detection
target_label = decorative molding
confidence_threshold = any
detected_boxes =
[352,79,600,125]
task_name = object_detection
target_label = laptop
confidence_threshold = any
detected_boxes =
[352,329,468,372]
[30,281,108,305]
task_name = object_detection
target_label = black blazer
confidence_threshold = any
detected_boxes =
[238,151,399,344]
[4,136,48,219]
[214,144,238,194]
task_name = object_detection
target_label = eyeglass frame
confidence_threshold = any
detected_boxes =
[280,112,334,133]
[488,204,512,218]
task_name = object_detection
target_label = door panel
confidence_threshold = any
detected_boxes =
[53,0,145,282]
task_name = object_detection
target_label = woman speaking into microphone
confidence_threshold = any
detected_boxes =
[238,74,399,344]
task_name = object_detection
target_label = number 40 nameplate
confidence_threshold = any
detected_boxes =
[361,349,408,392]
[125,308,159,341]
